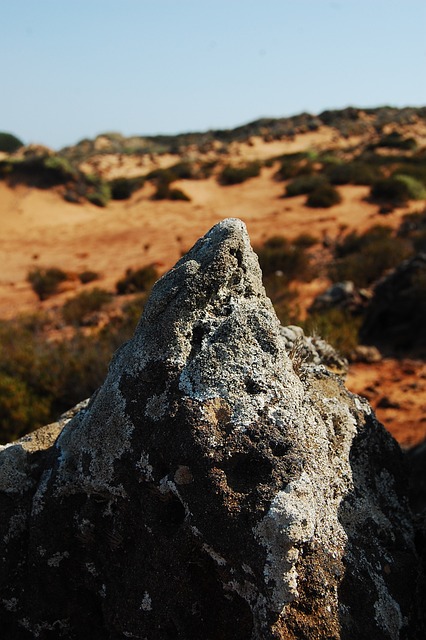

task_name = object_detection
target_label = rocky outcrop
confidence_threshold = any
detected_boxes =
[0,219,423,639]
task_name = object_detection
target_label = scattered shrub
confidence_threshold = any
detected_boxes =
[335,225,392,258]
[393,174,426,200]
[0,132,24,153]
[325,161,382,186]
[306,184,342,208]
[151,183,191,201]
[254,236,312,281]
[27,267,68,300]
[78,270,99,284]
[370,177,411,206]
[303,308,362,357]
[285,175,326,197]
[116,265,158,295]
[86,180,111,207]
[275,154,315,181]
[109,176,145,200]
[330,230,411,287]
[62,288,112,325]
[168,188,191,201]
[293,233,318,248]
[375,132,417,151]
[218,161,261,185]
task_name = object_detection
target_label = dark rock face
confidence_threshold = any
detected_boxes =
[360,253,426,356]
[0,219,423,639]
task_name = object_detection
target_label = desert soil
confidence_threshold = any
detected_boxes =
[1,137,425,447]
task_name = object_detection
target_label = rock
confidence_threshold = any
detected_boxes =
[0,219,423,639]
[350,344,382,363]
[360,253,426,357]
[310,280,368,314]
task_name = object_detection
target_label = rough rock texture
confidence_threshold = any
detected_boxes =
[360,253,426,356]
[0,219,423,639]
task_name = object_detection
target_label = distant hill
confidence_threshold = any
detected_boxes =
[59,106,426,162]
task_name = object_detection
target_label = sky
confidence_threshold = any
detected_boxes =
[2,0,426,150]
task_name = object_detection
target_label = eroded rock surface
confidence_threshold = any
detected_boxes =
[0,219,423,639]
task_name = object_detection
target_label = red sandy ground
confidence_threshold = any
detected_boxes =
[1,142,425,447]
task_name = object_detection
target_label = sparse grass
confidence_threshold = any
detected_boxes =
[62,288,112,325]
[0,300,148,443]
[330,226,411,287]
[116,265,158,295]
[303,308,362,357]
[27,267,69,300]
[254,235,312,281]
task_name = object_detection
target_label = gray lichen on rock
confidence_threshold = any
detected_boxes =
[0,218,423,639]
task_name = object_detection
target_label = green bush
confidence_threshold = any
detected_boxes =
[254,236,312,281]
[285,174,326,197]
[393,174,426,200]
[86,180,111,207]
[0,295,151,443]
[275,153,315,181]
[335,225,392,258]
[109,176,145,200]
[169,187,191,201]
[151,183,191,201]
[78,270,99,284]
[116,265,158,295]
[0,132,24,153]
[27,267,69,300]
[306,184,342,208]
[218,161,261,185]
[330,232,411,287]
[0,372,51,442]
[62,288,112,325]
[325,161,383,186]
[370,177,411,206]
[375,132,417,151]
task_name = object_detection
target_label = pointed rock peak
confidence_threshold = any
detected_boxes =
[141,217,271,328]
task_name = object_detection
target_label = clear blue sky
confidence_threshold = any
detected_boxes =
[2,0,426,149]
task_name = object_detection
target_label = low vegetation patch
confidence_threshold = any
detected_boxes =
[306,183,342,208]
[330,226,411,287]
[62,288,112,325]
[218,161,261,186]
[109,176,145,200]
[0,132,24,153]
[285,175,326,197]
[27,267,69,300]
[254,235,313,282]
[116,265,158,294]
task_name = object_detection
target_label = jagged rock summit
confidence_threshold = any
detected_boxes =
[0,219,423,639]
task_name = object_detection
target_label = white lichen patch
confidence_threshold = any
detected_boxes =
[2,597,18,611]
[145,391,169,421]
[47,551,69,567]
[202,543,227,566]
[140,591,152,611]
[3,508,29,544]
[254,472,317,610]
[374,578,403,639]
[53,380,134,498]
[136,452,154,482]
